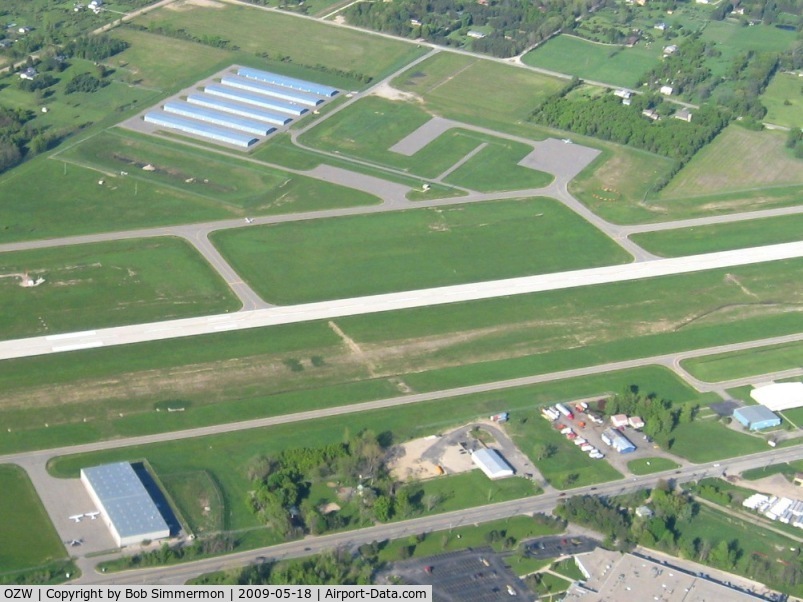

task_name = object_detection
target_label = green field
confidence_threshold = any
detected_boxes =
[442,138,553,191]
[160,471,225,535]
[211,197,631,303]
[0,238,239,340]
[60,130,381,214]
[681,342,803,383]
[659,126,803,200]
[1,255,800,454]
[521,35,661,89]
[392,53,565,134]
[0,465,66,574]
[134,2,425,84]
[632,213,803,257]
[762,71,803,129]
[741,460,803,481]
[669,419,769,462]
[45,367,706,538]
[627,457,679,475]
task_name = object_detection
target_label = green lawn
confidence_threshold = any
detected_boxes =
[669,419,769,462]
[0,465,66,574]
[443,137,553,191]
[632,214,803,257]
[762,71,803,129]
[741,460,803,481]
[681,342,803,383]
[521,35,661,89]
[211,197,631,303]
[627,457,679,475]
[392,53,565,133]
[0,237,240,340]
[551,558,584,581]
[134,2,424,84]
[416,472,541,513]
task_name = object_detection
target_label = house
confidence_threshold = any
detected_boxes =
[17,26,31,34]
[663,44,678,56]
[660,85,674,95]
[642,108,660,120]
[19,67,37,80]
[622,97,632,106]
[410,19,421,26]
[628,416,645,429]
[635,505,654,518]
[695,0,709,4]
[89,0,104,7]
[0,39,13,49]
[467,31,486,39]
[611,414,629,428]
[674,107,693,122]
[654,22,667,31]
[614,89,632,99]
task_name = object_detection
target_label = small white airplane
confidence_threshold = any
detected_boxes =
[562,138,573,144]
[67,539,82,547]
[68,514,84,523]
[86,511,100,520]
[244,217,254,224]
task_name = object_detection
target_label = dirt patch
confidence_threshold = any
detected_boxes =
[370,82,424,104]
[165,0,225,10]
[732,474,803,500]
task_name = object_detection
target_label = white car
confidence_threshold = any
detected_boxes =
[580,444,594,452]
[573,438,586,446]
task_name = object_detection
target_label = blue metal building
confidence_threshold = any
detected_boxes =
[186,94,292,126]
[163,101,275,136]
[601,428,636,453]
[733,406,781,431]
[220,75,324,107]
[204,84,307,116]
[237,67,338,97]
[143,112,258,148]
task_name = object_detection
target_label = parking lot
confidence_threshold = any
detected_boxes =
[386,547,534,601]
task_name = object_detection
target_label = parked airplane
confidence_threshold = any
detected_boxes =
[86,511,100,519]
[244,217,254,224]
[562,138,573,144]
[68,514,84,522]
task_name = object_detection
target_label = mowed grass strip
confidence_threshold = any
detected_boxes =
[392,53,565,133]
[659,126,803,199]
[135,2,424,82]
[211,198,632,303]
[521,34,661,89]
[627,457,679,475]
[0,237,239,340]
[681,342,803,383]
[632,213,803,257]
[61,130,380,214]
[0,465,66,573]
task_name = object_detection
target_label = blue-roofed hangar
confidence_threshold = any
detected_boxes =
[186,94,292,126]
[163,101,275,136]
[144,112,258,148]
[205,84,308,116]
[238,67,338,97]
[733,406,781,431]
[81,462,171,547]
[220,75,324,107]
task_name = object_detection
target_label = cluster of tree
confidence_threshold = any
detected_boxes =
[112,534,236,570]
[194,548,376,586]
[603,386,699,446]
[638,34,717,99]
[0,106,34,174]
[0,560,76,586]
[125,23,238,51]
[787,128,803,159]
[63,34,128,61]
[343,0,608,58]
[65,72,107,94]
[555,494,634,549]
[714,0,803,25]
[529,88,730,164]
[17,73,58,93]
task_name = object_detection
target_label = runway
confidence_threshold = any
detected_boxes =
[2,239,801,361]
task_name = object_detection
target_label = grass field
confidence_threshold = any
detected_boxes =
[392,53,565,134]
[60,130,380,214]
[0,465,66,574]
[442,138,553,191]
[44,368,708,539]
[0,238,239,340]
[669,419,769,462]
[210,197,630,303]
[659,126,803,200]
[762,71,803,129]
[1,254,800,454]
[627,457,679,475]
[521,35,661,89]
[741,460,803,481]
[681,342,803,383]
[134,2,424,83]
[159,471,225,535]
[632,213,803,257]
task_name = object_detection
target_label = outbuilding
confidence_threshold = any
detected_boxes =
[471,448,515,480]
[601,428,636,453]
[733,406,781,431]
[611,414,629,428]
[628,416,645,429]
[751,382,803,412]
[80,462,171,547]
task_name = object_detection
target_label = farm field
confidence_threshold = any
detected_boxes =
[0,238,239,340]
[210,197,631,303]
[61,130,380,214]
[627,457,679,475]
[0,465,66,574]
[391,52,565,133]
[521,35,661,89]
[632,214,803,257]
[658,126,803,200]
[681,342,803,383]
[762,71,803,129]
[133,1,426,84]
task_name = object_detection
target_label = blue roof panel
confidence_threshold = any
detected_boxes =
[164,101,275,136]
[187,94,292,126]
[205,84,307,116]
[221,75,324,107]
[237,67,338,97]
[144,112,258,148]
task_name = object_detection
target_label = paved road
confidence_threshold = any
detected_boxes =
[2,240,801,361]
[69,444,803,584]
